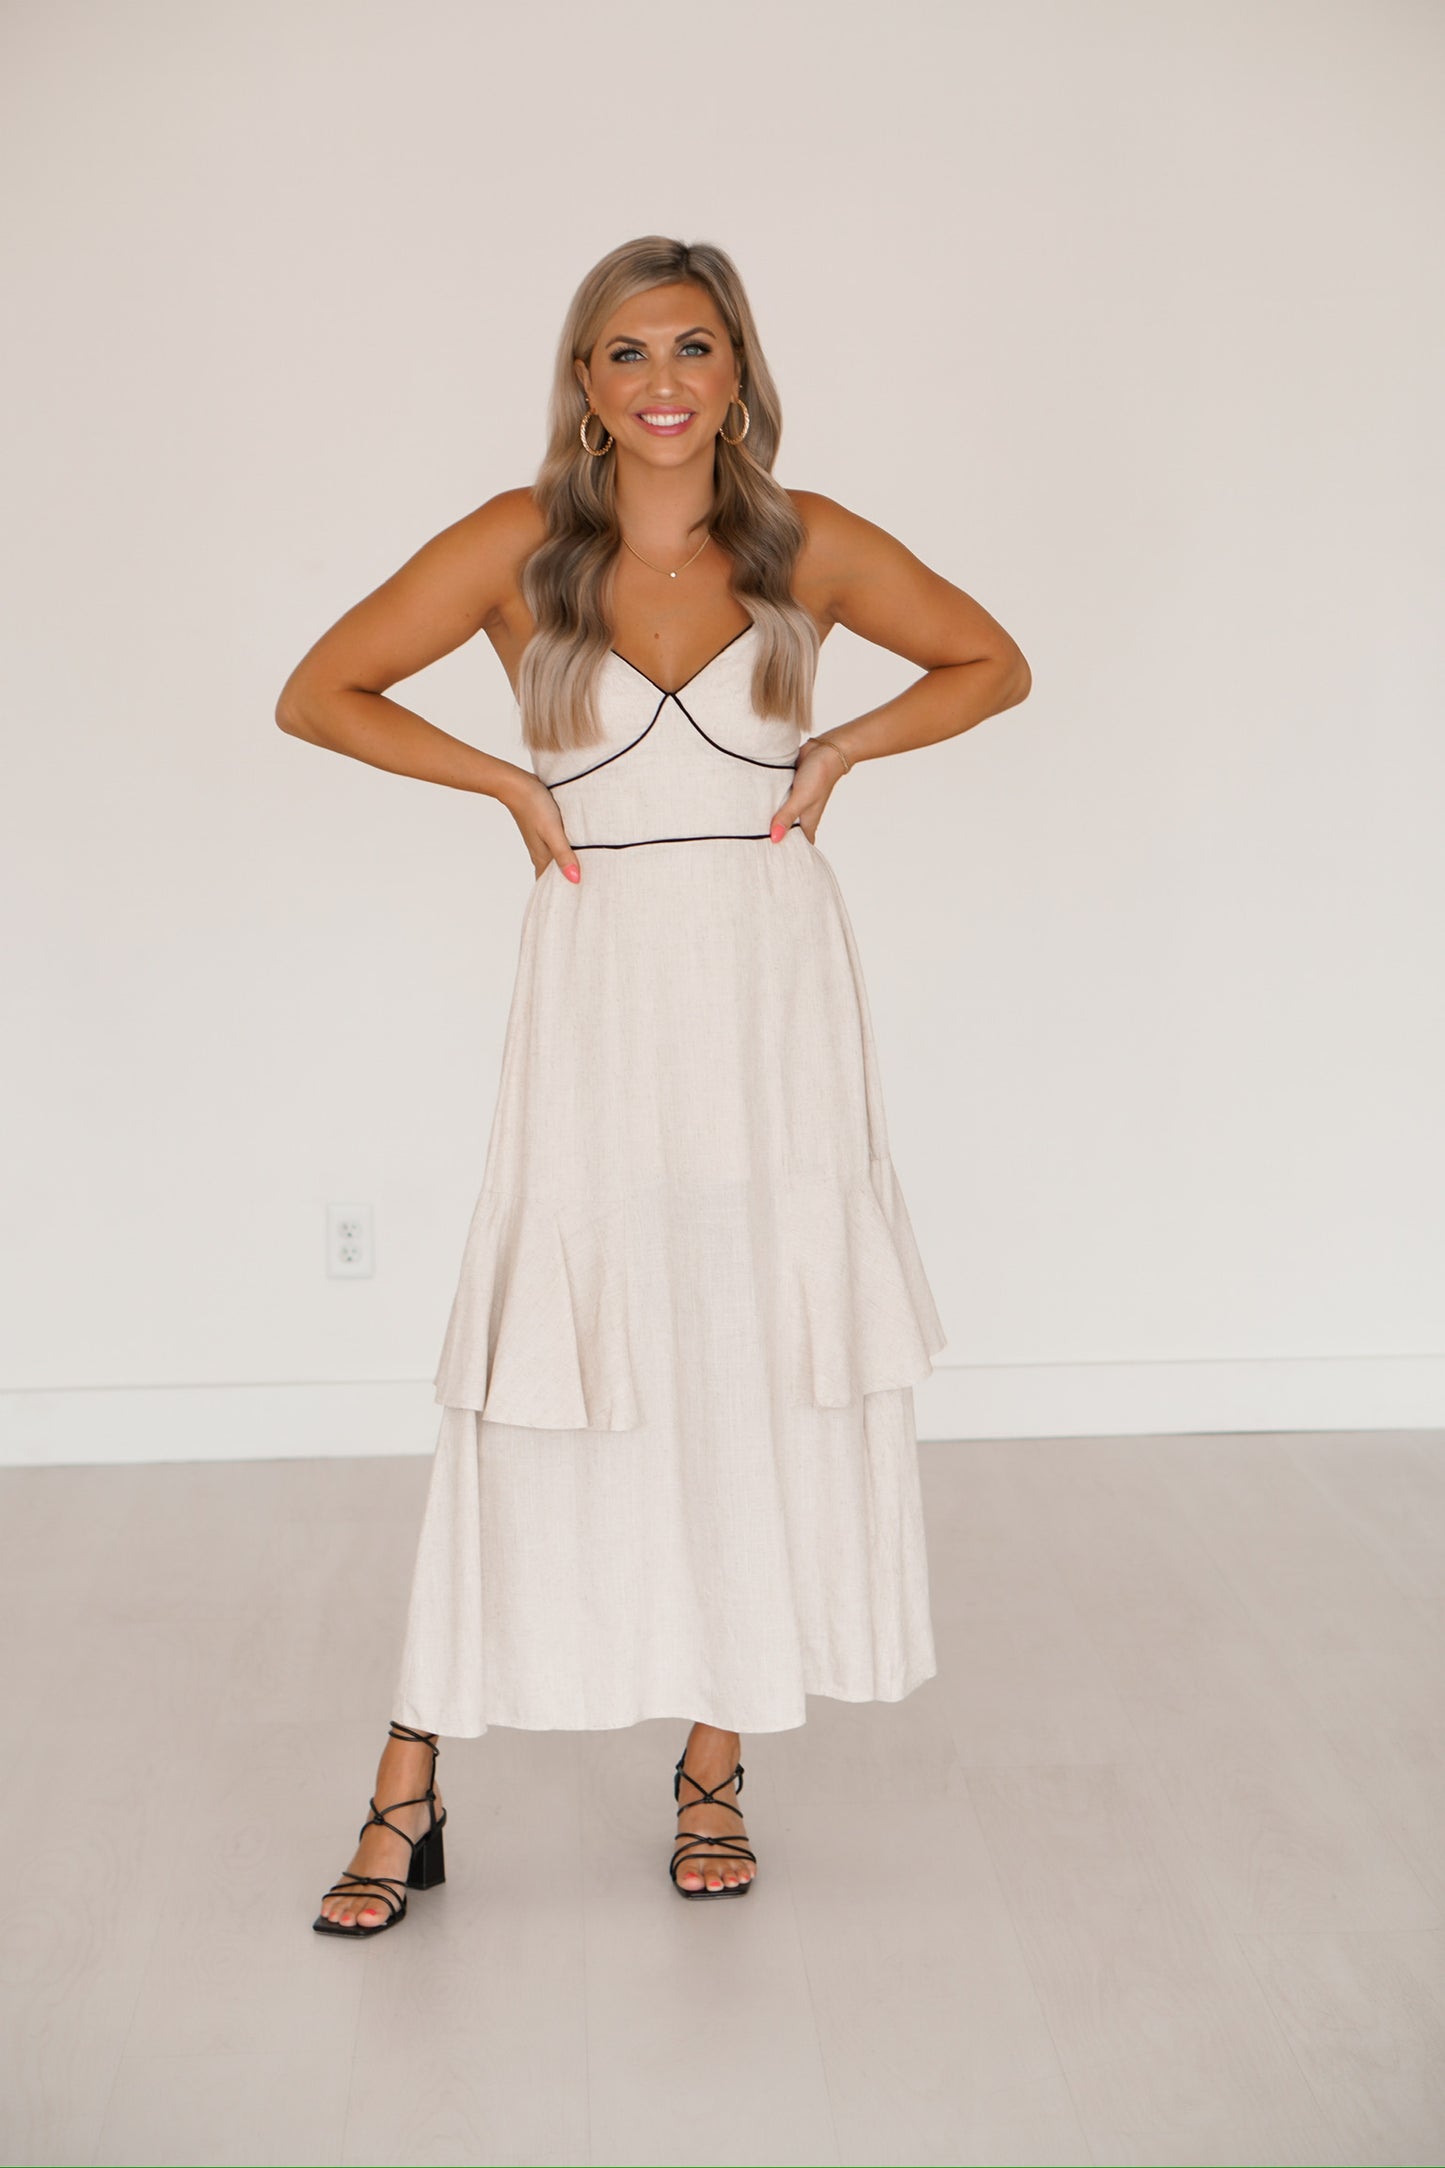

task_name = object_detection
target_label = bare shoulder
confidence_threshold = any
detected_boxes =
[469,484,548,549]
[277,486,545,709]
[446,486,548,624]
[783,485,1028,677]
[785,487,920,601]
[785,487,860,540]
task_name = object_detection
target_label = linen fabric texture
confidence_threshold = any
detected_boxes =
[392,622,947,1737]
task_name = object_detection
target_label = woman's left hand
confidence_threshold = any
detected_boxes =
[768,736,851,845]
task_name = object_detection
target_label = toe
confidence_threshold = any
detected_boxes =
[320,1884,385,1929]
[355,1884,393,1926]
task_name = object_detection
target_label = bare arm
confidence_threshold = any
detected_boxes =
[275,488,584,879]
[766,491,1032,842]
[794,490,1031,764]
[274,488,541,810]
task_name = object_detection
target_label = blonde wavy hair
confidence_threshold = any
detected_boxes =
[516,236,819,756]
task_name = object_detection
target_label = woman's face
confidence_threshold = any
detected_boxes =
[576,281,739,463]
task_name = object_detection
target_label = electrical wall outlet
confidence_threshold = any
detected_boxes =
[326,1202,374,1279]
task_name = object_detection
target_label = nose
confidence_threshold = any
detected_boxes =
[644,359,681,400]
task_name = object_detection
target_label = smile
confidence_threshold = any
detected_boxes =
[633,410,696,436]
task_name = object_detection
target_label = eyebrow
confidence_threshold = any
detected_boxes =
[605,325,715,347]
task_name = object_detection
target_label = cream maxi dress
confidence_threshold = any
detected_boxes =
[392,620,947,1737]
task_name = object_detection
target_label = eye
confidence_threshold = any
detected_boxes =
[606,341,713,363]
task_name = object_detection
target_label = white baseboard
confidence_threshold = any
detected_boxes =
[1,1357,1442,1467]
[0,1379,441,1468]
[916,1354,1445,1441]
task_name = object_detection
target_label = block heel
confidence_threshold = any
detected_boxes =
[407,1815,446,1890]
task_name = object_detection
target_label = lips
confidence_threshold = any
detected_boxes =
[633,409,696,437]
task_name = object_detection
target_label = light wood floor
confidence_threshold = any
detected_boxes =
[1,1430,1443,2168]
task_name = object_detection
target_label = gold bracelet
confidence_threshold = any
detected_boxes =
[814,735,852,774]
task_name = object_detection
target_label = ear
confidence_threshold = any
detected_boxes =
[574,357,590,395]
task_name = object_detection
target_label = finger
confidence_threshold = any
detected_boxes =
[769,793,800,841]
[532,845,581,882]
[772,743,837,839]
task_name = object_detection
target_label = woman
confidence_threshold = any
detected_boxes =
[277,235,1030,1929]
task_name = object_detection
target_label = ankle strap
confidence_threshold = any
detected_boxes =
[673,1754,744,1809]
[389,1721,439,1750]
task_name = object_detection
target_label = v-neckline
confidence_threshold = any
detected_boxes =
[609,620,755,699]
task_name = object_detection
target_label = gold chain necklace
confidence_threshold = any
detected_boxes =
[620,529,712,580]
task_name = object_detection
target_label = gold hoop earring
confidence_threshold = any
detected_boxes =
[719,395,750,446]
[580,408,614,458]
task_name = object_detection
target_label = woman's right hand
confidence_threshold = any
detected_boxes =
[505,771,582,884]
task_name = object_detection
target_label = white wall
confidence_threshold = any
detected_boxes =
[3,0,1442,1464]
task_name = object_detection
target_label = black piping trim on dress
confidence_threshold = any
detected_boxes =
[547,676,800,791]
[668,691,800,771]
[548,694,800,790]
[571,824,803,851]
[547,695,671,787]
[541,627,803,850]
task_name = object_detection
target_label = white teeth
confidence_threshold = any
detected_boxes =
[640,411,690,425]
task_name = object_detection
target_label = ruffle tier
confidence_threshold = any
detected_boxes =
[432,1152,947,1429]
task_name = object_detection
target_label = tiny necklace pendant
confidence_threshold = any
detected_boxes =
[620,529,711,580]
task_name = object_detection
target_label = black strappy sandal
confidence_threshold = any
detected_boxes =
[312,1720,447,1938]
[670,1751,757,1899]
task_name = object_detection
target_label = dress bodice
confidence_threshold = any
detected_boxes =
[531,622,803,852]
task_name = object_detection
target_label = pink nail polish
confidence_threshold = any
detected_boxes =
[564,864,580,882]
